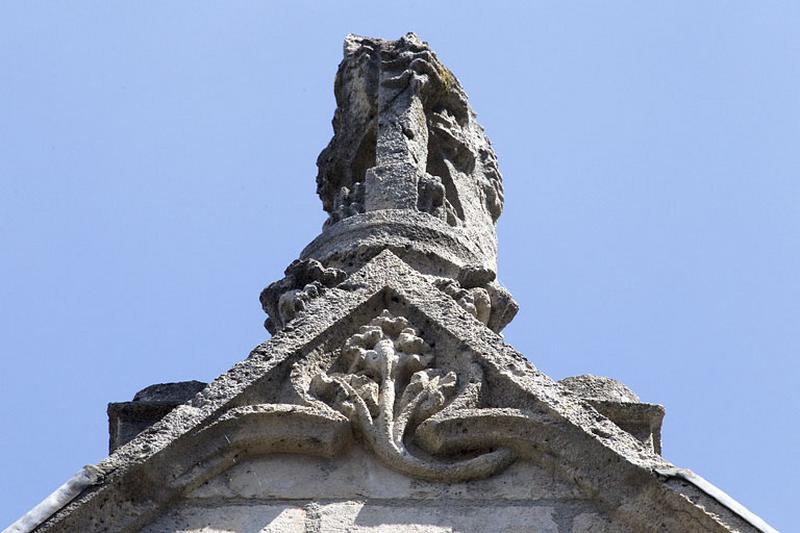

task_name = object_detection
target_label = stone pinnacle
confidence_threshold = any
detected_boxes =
[261,33,518,334]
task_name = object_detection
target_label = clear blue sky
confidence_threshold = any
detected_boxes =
[1,2,797,530]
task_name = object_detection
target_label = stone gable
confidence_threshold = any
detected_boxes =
[7,33,776,533]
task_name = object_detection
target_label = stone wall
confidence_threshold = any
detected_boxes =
[142,447,619,532]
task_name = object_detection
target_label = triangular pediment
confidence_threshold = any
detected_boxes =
[27,251,769,533]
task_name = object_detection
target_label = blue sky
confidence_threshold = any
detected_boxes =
[1,2,797,530]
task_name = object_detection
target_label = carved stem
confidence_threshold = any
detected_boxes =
[393,387,426,444]
[375,338,400,453]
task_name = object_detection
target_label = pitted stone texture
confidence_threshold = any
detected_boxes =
[132,380,207,402]
[260,258,347,334]
[560,375,664,455]
[572,512,622,533]
[107,380,207,452]
[560,375,640,403]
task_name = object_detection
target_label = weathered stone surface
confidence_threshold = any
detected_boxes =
[317,33,503,234]
[259,258,347,334]
[560,375,665,454]
[131,380,207,403]
[560,375,641,403]
[571,512,621,533]
[107,380,207,452]
[305,309,514,481]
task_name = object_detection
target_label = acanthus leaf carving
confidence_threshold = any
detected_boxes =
[305,309,514,481]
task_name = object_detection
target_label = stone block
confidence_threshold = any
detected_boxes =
[107,380,206,452]
[364,162,420,211]
[142,503,305,533]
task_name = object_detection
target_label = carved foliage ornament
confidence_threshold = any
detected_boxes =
[260,259,347,334]
[297,310,514,481]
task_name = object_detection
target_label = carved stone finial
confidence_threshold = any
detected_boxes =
[317,33,502,228]
[308,33,505,273]
[262,34,518,334]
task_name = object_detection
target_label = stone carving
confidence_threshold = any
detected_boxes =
[433,276,518,333]
[260,259,347,333]
[307,310,513,481]
[434,279,492,326]
[316,33,504,229]
[325,181,365,228]
[294,33,515,323]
